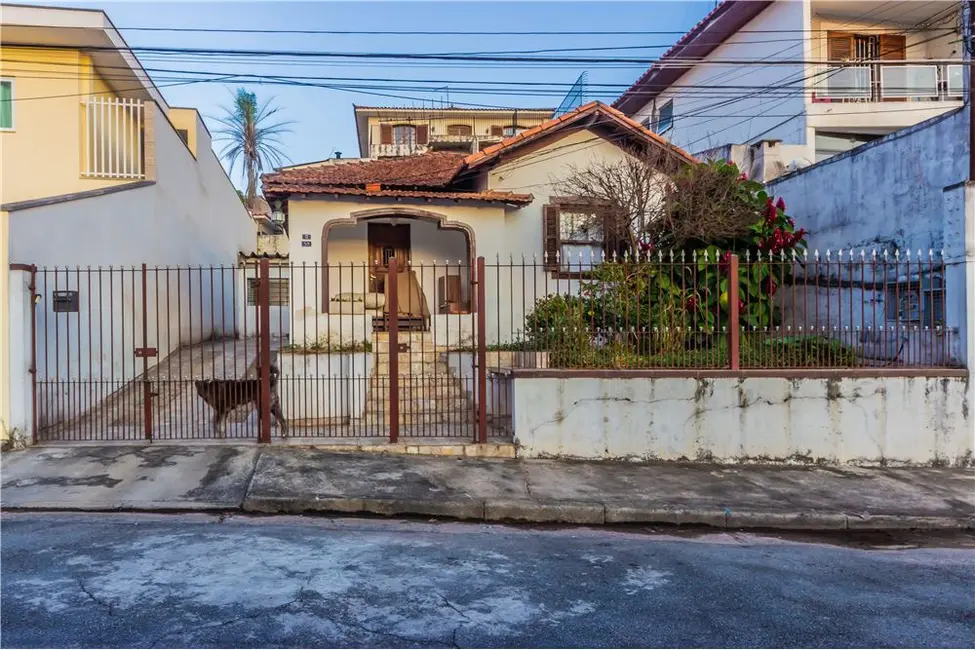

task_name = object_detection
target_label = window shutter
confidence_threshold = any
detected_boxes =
[416,124,429,144]
[490,125,504,137]
[542,204,561,271]
[879,34,906,60]
[380,123,393,145]
[827,32,854,61]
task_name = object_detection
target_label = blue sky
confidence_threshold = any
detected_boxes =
[29,1,716,186]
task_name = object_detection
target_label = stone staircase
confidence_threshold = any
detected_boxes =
[363,331,475,426]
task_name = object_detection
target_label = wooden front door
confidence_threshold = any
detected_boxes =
[368,223,410,294]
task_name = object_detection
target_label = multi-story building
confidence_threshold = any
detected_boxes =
[353,106,555,158]
[613,0,964,179]
[0,5,255,443]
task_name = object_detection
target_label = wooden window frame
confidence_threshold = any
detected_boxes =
[543,198,613,279]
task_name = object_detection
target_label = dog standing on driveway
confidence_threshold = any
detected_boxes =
[194,364,288,438]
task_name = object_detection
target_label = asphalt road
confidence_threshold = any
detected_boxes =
[2,514,973,649]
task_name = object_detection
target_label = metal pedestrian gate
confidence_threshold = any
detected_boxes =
[14,257,492,444]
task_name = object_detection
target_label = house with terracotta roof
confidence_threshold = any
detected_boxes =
[613,0,963,180]
[263,101,695,347]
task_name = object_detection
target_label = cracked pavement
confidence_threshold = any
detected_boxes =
[2,513,974,648]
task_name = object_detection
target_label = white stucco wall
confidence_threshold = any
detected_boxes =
[629,0,809,154]
[8,103,253,266]
[768,108,966,252]
[287,198,506,346]
[513,374,973,466]
[6,102,255,430]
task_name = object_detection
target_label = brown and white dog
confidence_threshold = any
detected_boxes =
[194,364,288,438]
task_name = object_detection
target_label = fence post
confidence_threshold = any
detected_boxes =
[475,257,487,444]
[728,254,740,370]
[387,256,399,444]
[258,258,272,444]
[139,263,154,441]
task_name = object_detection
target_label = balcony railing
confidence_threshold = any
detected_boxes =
[371,133,510,158]
[814,62,964,103]
[371,142,426,157]
[82,97,145,180]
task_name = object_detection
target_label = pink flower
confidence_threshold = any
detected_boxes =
[776,197,786,211]
[737,172,748,181]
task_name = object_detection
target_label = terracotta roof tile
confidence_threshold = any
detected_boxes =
[463,101,697,168]
[263,185,533,204]
[262,151,465,189]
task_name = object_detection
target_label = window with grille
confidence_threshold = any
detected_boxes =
[885,275,944,326]
[247,278,290,306]
[447,124,472,136]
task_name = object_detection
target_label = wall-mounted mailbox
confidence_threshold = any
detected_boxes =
[52,291,80,313]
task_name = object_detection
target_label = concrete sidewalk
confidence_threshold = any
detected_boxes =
[1,445,972,531]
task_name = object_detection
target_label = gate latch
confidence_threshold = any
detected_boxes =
[134,348,158,358]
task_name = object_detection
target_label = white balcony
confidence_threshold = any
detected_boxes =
[82,97,145,180]
[370,142,428,158]
[814,62,964,102]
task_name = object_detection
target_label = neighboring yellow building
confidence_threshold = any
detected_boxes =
[352,106,555,159]
[0,5,255,443]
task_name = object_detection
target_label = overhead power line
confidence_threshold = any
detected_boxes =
[7,41,961,66]
[113,26,957,36]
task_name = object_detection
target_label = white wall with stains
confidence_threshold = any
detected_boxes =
[513,375,972,466]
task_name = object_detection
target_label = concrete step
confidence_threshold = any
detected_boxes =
[373,349,441,359]
[368,372,464,382]
[365,395,473,410]
[357,412,476,425]
[367,387,470,399]
[373,361,448,374]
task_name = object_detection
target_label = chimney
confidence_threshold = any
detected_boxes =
[750,140,784,182]
[335,151,342,159]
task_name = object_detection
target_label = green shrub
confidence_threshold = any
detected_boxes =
[524,294,591,367]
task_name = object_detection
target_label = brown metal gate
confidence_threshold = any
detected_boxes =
[17,257,490,444]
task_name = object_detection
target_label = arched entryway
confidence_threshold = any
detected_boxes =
[320,208,476,321]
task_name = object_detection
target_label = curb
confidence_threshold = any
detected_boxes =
[5,500,972,532]
[239,496,973,531]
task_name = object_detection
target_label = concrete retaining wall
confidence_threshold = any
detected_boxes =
[512,375,972,466]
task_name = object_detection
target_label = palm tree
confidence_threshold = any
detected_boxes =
[214,88,292,210]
